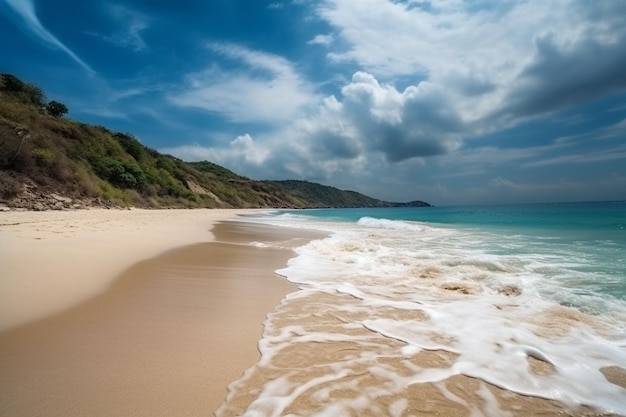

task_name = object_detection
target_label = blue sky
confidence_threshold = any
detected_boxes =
[1,0,625,205]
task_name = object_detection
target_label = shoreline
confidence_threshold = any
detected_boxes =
[4,209,621,416]
[216,211,626,417]
[0,209,320,416]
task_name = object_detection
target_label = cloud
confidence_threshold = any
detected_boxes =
[523,144,626,167]
[432,145,552,179]
[486,174,626,202]
[497,32,626,122]
[161,132,315,181]
[308,34,333,46]
[314,0,626,135]
[169,43,317,124]
[310,72,462,162]
[604,118,626,138]
[489,177,524,190]
[88,4,149,51]
[164,69,464,184]
[162,133,270,168]
[1,0,93,72]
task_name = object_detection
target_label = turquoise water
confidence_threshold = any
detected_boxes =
[293,201,626,236]
[282,201,626,302]
[227,201,626,415]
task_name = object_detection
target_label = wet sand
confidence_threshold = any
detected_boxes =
[0,210,320,417]
[217,290,622,417]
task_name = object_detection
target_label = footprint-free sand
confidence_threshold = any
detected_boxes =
[0,209,312,416]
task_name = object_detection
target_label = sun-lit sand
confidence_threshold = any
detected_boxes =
[0,208,241,332]
[0,209,318,417]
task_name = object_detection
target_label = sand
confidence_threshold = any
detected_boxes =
[0,209,317,417]
[0,209,239,332]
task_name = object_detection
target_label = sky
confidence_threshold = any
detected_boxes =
[1,0,625,206]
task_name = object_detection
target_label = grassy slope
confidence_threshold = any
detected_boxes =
[265,180,389,208]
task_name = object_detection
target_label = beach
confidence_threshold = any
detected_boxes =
[0,209,319,417]
[1,206,625,417]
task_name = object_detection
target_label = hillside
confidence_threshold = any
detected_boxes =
[0,74,430,210]
[266,180,430,208]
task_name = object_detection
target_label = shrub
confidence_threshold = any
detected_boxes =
[32,147,55,167]
[93,157,146,189]
[156,156,176,173]
[114,132,145,161]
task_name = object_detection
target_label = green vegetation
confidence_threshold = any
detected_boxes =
[0,74,430,209]
[266,180,430,208]
[0,74,46,108]
[266,180,388,208]
[46,100,68,118]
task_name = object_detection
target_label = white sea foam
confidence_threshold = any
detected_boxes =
[357,216,424,231]
[219,213,626,416]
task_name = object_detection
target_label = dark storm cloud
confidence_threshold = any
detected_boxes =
[500,33,626,120]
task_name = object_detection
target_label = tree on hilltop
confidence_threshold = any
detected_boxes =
[46,100,68,118]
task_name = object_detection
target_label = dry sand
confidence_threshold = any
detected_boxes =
[0,208,239,332]
[0,209,317,417]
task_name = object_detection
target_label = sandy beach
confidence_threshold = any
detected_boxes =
[0,209,317,417]
[2,209,623,417]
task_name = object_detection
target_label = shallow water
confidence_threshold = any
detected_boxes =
[217,202,626,416]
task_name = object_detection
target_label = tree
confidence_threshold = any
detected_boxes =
[24,84,46,108]
[46,100,68,118]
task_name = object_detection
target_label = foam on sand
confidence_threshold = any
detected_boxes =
[216,212,626,417]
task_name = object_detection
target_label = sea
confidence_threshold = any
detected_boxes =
[218,201,626,416]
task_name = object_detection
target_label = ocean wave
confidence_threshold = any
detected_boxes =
[357,216,424,231]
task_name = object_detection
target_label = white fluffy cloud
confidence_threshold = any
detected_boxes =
[161,133,272,174]
[298,71,462,162]
[164,70,463,184]
[316,0,626,131]
[165,1,626,168]
[169,43,317,124]
[308,34,334,46]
